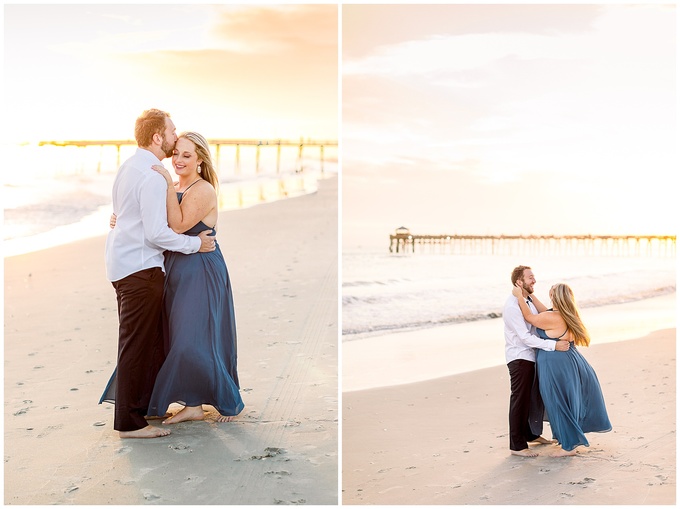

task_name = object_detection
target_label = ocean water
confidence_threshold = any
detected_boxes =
[2,142,337,257]
[342,249,676,341]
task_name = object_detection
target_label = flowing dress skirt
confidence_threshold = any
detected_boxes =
[536,335,611,450]
[147,233,244,417]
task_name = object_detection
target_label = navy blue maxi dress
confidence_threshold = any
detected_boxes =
[535,328,611,450]
[100,191,244,418]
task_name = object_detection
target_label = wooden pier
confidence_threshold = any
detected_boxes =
[38,138,337,174]
[389,228,676,257]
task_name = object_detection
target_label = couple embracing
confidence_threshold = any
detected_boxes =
[100,109,244,438]
[504,265,611,457]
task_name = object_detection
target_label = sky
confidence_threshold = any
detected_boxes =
[2,4,338,143]
[342,4,677,250]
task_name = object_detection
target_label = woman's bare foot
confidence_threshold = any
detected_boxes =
[552,448,578,457]
[531,436,556,445]
[163,406,205,424]
[510,448,539,457]
[119,425,170,439]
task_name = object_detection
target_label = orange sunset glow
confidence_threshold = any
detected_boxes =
[3,4,338,143]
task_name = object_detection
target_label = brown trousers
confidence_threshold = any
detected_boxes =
[112,267,166,431]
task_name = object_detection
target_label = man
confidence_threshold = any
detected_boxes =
[503,265,569,457]
[105,109,215,438]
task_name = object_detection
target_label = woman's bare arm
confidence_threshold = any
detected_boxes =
[152,165,216,233]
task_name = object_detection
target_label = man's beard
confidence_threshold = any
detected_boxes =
[161,137,175,158]
[523,282,534,294]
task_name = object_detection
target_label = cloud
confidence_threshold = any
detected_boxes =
[209,5,337,56]
[342,4,603,60]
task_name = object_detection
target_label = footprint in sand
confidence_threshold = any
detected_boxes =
[251,447,285,460]
[13,408,29,416]
[569,477,595,485]
[265,470,292,478]
[115,446,132,455]
[37,425,62,438]
[168,444,193,454]
[142,491,161,501]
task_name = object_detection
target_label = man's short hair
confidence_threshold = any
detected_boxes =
[511,265,531,285]
[134,109,170,147]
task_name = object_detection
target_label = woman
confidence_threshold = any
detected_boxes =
[101,132,244,424]
[511,283,611,456]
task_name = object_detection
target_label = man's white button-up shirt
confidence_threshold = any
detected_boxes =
[503,294,556,364]
[105,148,200,282]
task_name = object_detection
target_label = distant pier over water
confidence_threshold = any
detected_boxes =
[389,227,676,257]
[38,138,337,174]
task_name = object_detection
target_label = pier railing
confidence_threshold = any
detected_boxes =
[389,232,676,257]
[38,138,337,174]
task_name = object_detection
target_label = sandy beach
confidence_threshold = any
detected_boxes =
[342,297,676,505]
[4,175,338,504]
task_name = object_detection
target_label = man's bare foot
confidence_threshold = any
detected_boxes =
[552,448,578,457]
[119,425,170,439]
[163,406,205,424]
[531,436,557,445]
[216,414,236,423]
[510,448,539,457]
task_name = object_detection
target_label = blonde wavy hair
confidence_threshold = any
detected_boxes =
[180,131,219,190]
[550,283,590,347]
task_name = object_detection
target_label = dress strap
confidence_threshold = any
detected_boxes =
[183,178,202,193]
[556,329,569,339]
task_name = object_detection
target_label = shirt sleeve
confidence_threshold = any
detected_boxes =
[505,299,556,351]
[139,173,201,254]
